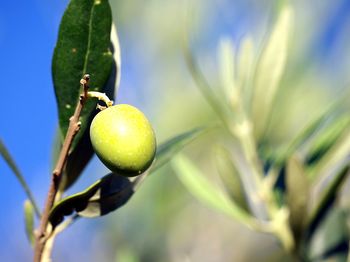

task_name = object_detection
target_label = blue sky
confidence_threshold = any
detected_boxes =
[1,0,350,261]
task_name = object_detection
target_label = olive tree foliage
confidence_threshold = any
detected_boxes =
[0,0,204,261]
[173,4,350,261]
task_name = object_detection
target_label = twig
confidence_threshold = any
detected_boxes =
[33,74,90,262]
[41,215,80,262]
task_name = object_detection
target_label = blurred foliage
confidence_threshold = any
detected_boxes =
[93,0,350,262]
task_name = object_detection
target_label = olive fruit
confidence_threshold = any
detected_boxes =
[90,104,156,176]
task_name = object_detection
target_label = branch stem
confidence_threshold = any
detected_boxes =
[33,74,90,262]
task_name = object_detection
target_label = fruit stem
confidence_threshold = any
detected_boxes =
[33,74,90,262]
[87,91,114,108]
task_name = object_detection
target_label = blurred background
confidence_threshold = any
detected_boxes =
[1,0,350,261]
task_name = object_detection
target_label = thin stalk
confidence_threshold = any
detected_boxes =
[33,74,90,262]
[0,139,41,217]
[41,215,80,262]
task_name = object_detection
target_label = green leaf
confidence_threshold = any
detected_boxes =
[52,0,113,151]
[307,165,350,240]
[237,36,255,106]
[213,146,250,213]
[0,138,40,217]
[306,115,350,165]
[286,156,309,241]
[251,5,293,140]
[115,247,140,262]
[63,57,118,190]
[172,154,257,229]
[49,173,134,228]
[270,101,341,166]
[62,31,121,190]
[24,200,35,246]
[309,123,350,180]
[150,127,207,173]
[63,128,95,189]
[218,37,236,102]
[184,40,230,125]
[309,209,348,261]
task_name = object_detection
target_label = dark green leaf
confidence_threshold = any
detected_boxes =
[49,173,134,228]
[52,0,113,151]
[62,42,119,190]
[213,146,250,213]
[24,200,35,246]
[150,127,207,173]
[0,138,40,217]
[63,127,95,189]
[306,165,350,240]
[286,156,309,241]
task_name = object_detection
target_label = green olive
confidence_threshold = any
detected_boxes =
[90,104,156,176]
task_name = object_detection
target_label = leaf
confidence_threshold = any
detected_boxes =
[150,127,207,173]
[286,156,309,241]
[306,115,350,165]
[49,173,134,228]
[24,200,35,246]
[309,209,348,261]
[111,23,121,94]
[218,37,236,102]
[63,128,95,189]
[213,146,250,213]
[237,36,255,106]
[184,40,230,125]
[62,36,120,190]
[251,5,293,140]
[52,0,113,152]
[306,165,350,240]
[0,138,40,217]
[270,101,341,166]
[309,124,350,180]
[172,154,257,229]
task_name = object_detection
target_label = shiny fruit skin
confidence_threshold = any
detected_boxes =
[90,104,156,176]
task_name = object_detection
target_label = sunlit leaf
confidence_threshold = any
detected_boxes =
[286,156,309,241]
[24,200,35,246]
[184,41,230,124]
[111,24,121,95]
[307,165,350,240]
[0,138,40,217]
[52,0,114,151]
[237,36,255,106]
[251,5,293,140]
[49,174,134,228]
[172,154,257,229]
[218,37,236,104]
[150,127,207,173]
[213,146,250,213]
